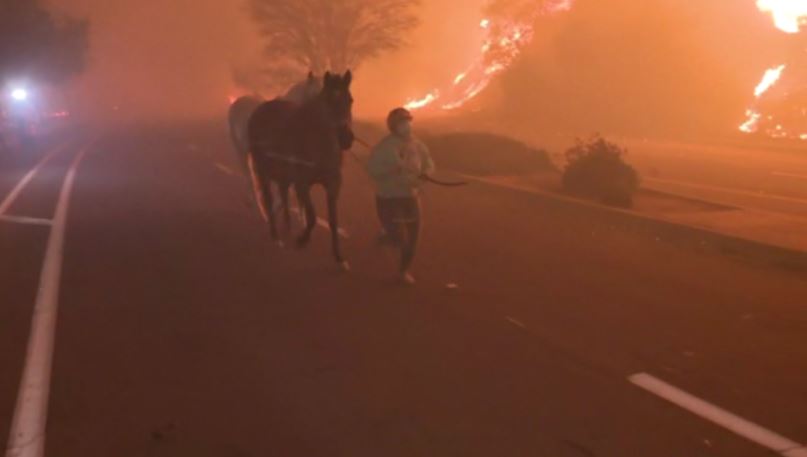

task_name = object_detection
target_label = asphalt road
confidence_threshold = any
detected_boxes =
[494,125,807,217]
[2,121,807,456]
[623,138,807,217]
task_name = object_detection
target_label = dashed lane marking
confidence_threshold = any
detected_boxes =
[215,163,237,176]
[290,207,350,239]
[506,317,527,329]
[0,215,53,227]
[630,373,807,457]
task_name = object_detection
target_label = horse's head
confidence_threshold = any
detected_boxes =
[321,70,354,126]
[304,72,323,99]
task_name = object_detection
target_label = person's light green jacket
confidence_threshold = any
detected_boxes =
[367,134,436,198]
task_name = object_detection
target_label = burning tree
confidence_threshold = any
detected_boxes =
[0,0,89,84]
[243,0,420,92]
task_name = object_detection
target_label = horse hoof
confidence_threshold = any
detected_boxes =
[338,261,351,272]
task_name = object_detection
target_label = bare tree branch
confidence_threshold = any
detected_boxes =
[238,0,420,93]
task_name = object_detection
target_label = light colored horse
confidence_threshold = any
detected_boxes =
[281,72,323,106]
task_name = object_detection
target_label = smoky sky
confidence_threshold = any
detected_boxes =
[48,0,794,136]
[48,0,487,122]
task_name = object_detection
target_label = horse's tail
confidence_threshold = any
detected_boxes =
[228,96,264,174]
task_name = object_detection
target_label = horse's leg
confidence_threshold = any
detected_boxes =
[247,153,269,221]
[262,179,281,241]
[279,181,292,235]
[295,183,317,248]
[326,180,349,270]
[248,154,280,240]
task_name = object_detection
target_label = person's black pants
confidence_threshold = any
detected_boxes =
[376,196,421,273]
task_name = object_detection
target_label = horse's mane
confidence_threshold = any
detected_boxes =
[281,74,323,105]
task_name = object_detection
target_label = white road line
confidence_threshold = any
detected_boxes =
[506,317,527,329]
[0,215,53,227]
[6,145,89,457]
[215,163,236,176]
[0,146,64,216]
[629,373,807,457]
[772,171,807,181]
[290,207,350,239]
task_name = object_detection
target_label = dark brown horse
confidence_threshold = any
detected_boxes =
[247,70,355,269]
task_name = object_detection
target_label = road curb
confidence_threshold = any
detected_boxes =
[463,174,807,272]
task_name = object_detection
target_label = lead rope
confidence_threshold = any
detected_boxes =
[350,136,469,187]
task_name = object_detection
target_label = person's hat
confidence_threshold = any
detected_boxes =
[387,107,413,132]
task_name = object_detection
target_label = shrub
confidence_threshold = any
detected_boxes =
[562,135,640,207]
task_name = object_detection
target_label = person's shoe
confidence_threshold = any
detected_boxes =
[399,271,416,286]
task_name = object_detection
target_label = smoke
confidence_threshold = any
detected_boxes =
[48,0,260,123]
[47,0,486,122]
[356,0,489,115]
[45,0,787,137]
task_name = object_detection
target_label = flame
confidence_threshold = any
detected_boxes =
[754,64,786,97]
[757,0,807,33]
[740,109,763,133]
[404,0,574,112]
[404,90,440,110]
[740,1,807,138]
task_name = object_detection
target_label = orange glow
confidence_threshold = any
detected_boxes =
[404,0,574,113]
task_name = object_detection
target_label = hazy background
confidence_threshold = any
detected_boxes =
[47,0,794,137]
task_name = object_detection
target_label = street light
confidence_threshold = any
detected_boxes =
[11,88,28,102]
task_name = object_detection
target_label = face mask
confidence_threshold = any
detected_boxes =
[395,120,412,138]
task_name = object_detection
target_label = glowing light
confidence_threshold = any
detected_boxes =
[404,0,574,112]
[740,110,762,133]
[11,88,28,101]
[757,0,807,33]
[740,1,807,138]
[404,91,440,110]
[754,64,786,97]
